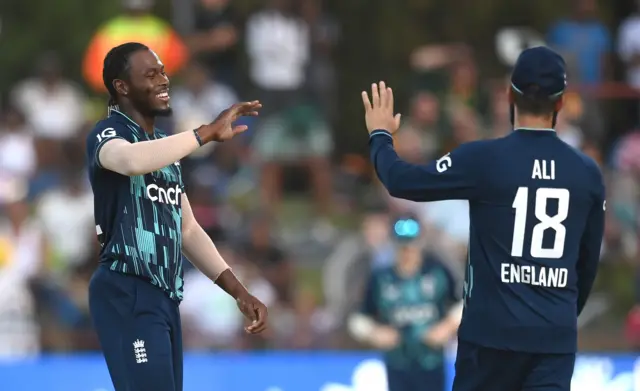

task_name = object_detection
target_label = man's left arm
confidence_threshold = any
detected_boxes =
[422,264,464,347]
[370,132,481,202]
[181,193,267,333]
[576,172,606,315]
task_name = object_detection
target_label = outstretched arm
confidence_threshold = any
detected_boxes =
[96,101,261,176]
[370,133,479,201]
[362,81,479,202]
[577,178,606,315]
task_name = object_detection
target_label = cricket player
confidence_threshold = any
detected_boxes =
[362,46,605,391]
[348,215,462,391]
[86,42,267,391]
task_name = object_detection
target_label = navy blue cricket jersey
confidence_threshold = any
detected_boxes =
[370,128,605,354]
[86,109,185,301]
[361,255,459,371]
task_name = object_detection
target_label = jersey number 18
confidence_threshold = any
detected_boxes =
[511,187,570,259]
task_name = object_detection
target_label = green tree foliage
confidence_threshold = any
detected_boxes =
[0,0,171,95]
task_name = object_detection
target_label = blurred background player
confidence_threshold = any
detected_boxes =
[348,215,462,391]
[363,45,605,391]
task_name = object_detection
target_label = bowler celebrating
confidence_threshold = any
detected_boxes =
[86,42,267,391]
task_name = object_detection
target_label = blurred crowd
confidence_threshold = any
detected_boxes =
[2,0,640,357]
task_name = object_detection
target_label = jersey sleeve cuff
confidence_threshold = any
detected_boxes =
[369,130,394,141]
[94,136,126,169]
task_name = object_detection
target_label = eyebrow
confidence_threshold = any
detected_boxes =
[143,64,165,74]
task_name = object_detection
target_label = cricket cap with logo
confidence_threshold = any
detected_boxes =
[509,46,567,126]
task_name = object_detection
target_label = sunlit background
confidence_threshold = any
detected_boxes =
[1,0,640,389]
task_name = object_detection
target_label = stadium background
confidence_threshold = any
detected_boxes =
[1,0,640,389]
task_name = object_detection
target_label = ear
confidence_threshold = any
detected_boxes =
[555,95,564,112]
[113,79,128,96]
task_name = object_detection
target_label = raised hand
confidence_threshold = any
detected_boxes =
[196,101,262,143]
[361,81,401,134]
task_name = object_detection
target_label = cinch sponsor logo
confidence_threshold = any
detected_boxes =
[146,184,182,205]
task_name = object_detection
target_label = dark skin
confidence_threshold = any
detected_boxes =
[112,48,261,140]
[111,48,268,334]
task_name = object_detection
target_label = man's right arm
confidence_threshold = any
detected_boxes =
[92,101,260,176]
[98,132,200,176]
[576,170,606,315]
[369,132,482,202]
[347,273,399,349]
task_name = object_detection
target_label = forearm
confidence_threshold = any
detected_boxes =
[347,313,384,344]
[369,132,439,201]
[424,301,463,347]
[99,131,200,176]
[182,223,230,282]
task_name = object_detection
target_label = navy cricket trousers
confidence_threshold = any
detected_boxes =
[452,340,575,391]
[89,265,183,391]
[386,365,445,391]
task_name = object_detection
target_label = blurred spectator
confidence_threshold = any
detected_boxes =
[547,0,611,85]
[546,0,609,142]
[35,169,94,280]
[444,59,490,126]
[489,79,511,138]
[609,128,640,258]
[410,44,470,93]
[171,60,240,158]
[246,0,310,117]
[0,182,46,358]
[270,288,333,349]
[189,182,226,242]
[253,105,334,223]
[187,0,239,87]
[11,51,85,141]
[394,92,443,163]
[556,111,585,150]
[0,105,36,185]
[181,245,276,350]
[410,44,489,129]
[619,1,640,89]
[618,1,640,126]
[448,105,482,147]
[300,0,340,122]
[322,203,393,325]
[241,214,294,305]
[82,0,188,93]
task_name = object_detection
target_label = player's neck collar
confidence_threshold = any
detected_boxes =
[514,127,556,132]
[110,108,140,129]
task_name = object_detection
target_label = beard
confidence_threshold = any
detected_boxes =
[151,106,173,117]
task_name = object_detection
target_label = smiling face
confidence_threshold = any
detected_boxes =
[118,48,171,117]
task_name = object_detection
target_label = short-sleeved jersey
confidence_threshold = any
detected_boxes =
[361,255,459,371]
[370,128,605,354]
[86,109,185,301]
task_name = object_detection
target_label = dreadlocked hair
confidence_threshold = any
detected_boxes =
[102,42,149,115]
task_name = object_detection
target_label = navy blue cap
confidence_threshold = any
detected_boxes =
[511,46,567,99]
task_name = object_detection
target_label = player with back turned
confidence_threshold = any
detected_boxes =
[86,42,268,391]
[362,46,605,391]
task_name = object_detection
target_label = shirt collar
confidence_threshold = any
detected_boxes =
[109,108,140,129]
[514,127,556,132]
